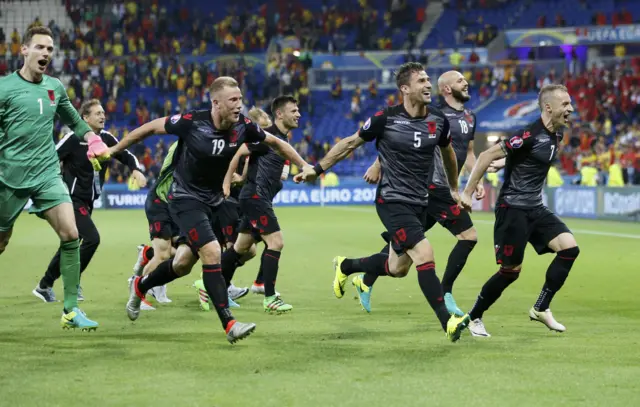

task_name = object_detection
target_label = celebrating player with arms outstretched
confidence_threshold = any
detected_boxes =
[459,84,579,335]
[357,70,483,317]
[34,99,146,303]
[0,27,110,330]
[110,77,311,343]
[295,63,470,342]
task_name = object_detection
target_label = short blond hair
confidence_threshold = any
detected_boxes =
[209,76,239,96]
[247,106,272,128]
[538,84,569,110]
[79,99,102,119]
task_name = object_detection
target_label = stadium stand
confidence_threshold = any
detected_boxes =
[0,0,638,186]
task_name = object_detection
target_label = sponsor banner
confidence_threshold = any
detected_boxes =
[273,186,378,206]
[600,188,640,221]
[311,49,488,69]
[476,93,541,132]
[103,190,149,209]
[97,184,493,209]
[551,187,597,219]
[505,25,640,47]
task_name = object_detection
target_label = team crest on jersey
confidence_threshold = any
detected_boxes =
[170,114,181,124]
[363,118,371,130]
[427,121,437,138]
[47,90,56,106]
[464,110,474,126]
[229,129,239,146]
[508,135,523,149]
[244,117,252,124]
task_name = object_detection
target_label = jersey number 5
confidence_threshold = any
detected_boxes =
[211,139,226,155]
[414,132,421,148]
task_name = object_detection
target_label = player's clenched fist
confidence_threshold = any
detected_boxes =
[86,133,110,161]
[293,165,317,183]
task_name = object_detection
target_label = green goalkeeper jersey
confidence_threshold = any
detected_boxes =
[154,141,179,202]
[0,71,92,189]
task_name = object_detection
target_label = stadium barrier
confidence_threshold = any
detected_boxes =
[22,183,640,222]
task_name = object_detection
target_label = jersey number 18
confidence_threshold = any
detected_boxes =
[458,120,468,134]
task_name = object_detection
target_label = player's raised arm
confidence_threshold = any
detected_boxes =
[262,132,309,169]
[295,131,365,183]
[109,117,168,156]
[103,132,147,188]
[295,109,386,183]
[103,132,142,172]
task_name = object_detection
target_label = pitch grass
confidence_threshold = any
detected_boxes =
[1,207,639,407]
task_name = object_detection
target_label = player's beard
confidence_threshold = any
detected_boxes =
[286,117,299,129]
[451,88,470,103]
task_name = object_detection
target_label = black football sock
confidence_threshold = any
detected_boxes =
[442,240,477,294]
[362,244,390,287]
[254,247,266,284]
[469,268,521,320]
[254,269,264,284]
[341,253,388,277]
[416,262,450,331]
[143,246,155,263]
[261,249,281,297]
[220,247,242,288]
[202,264,235,329]
[534,247,580,311]
[137,258,180,294]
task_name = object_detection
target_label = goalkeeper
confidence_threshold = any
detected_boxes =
[0,27,111,330]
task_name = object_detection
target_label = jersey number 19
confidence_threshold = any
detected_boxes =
[211,139,226,155]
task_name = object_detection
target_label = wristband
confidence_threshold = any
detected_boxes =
[313,163,325,175]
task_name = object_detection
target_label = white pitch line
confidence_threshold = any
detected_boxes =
[325,206,640,240]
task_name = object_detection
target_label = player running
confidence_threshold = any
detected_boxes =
[194,106,274,311]
[459,84,579,336]
[130,141,181,309]
[242,106,290,295]
[0,26,109,330]
[110,77,311,343]
[353,70,484,316]
[295,62,471,342]
[221,96,300,314]
[34,99,146,303]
